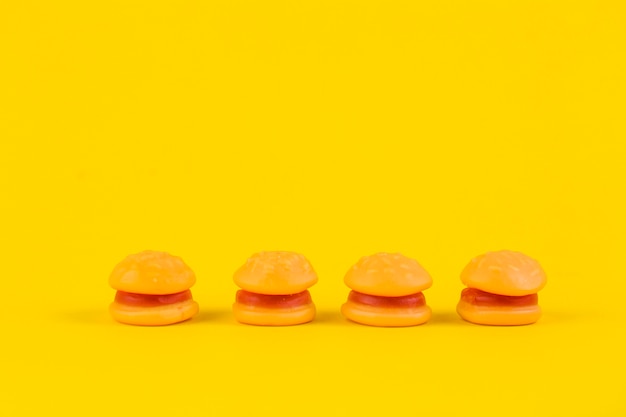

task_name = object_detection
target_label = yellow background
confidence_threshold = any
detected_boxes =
[1,1,625,416]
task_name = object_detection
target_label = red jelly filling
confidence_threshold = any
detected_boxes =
[236,290,312,308]
[348,291,425,308]
[115,290,192,307]
[461,288,538,307]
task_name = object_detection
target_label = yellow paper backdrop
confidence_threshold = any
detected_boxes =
[1,1,625,416]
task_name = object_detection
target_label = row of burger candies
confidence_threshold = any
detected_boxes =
[109,250,547,327]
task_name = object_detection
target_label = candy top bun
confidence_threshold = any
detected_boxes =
[233,251,318,295]
[344,253,433,297]
[109,250,196,295]
[460,250,547,296]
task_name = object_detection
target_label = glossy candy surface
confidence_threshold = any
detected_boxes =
[236,290,312,308]
[115,290,192,307]
[347,290,425,308]
[341,300,431,327]
[460,250,546,296]
[233,251,318,295]
[456,298,541,326]
[460,288,537,307]
[233,300,315,326]
[110,298,199,326]
[344,252,432,297]
[109,250,196,295]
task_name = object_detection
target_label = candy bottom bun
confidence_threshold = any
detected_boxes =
[341,300,431,327]
[233,302,316,326]
[456,299,541,326]
[110,299,199,326]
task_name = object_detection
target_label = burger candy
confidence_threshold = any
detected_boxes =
[232,251,318,326]
[109,250,199,326]
[456,250,547,326]
[341,253,433,327]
